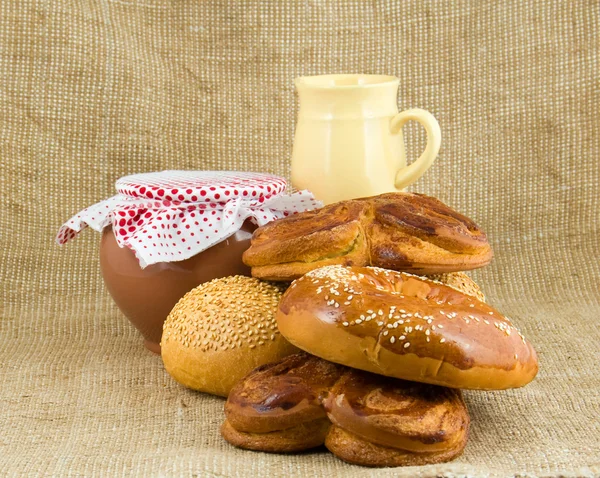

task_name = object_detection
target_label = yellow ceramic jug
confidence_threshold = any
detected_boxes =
[291,74,441,204]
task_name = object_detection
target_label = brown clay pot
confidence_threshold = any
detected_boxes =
[99,222,256,354]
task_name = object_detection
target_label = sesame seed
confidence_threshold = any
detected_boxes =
[440,338,446,343]
[390,336,396,344]
[404,342,410,348]
[342,322,349,327]
[162,276,284,351]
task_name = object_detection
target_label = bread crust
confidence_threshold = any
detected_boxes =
[277,266,538,390]
[325,425,468,467]
[221,418,331,453]
[243,192,492,280]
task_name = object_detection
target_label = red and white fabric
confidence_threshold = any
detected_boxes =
[57,171,321,268]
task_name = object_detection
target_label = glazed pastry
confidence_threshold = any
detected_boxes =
[221,353,470,467]
[324,425,468,468]
[243,192,493,280]
[222,354,344,452]
[221,419,331,453]
[277,265,538,390]
[323,370,469,466]
[225,353,344,433]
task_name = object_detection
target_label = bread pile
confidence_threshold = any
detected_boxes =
[222,353,470,467]
[160,192,539,468]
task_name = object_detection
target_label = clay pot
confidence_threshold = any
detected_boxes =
[99,222,256,354]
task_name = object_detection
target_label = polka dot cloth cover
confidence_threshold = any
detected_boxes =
[57,171,322,267]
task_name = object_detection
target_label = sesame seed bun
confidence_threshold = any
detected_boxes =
[426,271,485,303]
[161,276,299,397]
[276,266,538,390]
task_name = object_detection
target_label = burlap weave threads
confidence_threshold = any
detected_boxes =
[0,1,598,476]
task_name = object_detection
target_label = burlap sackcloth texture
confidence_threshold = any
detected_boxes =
[1,1,598,477]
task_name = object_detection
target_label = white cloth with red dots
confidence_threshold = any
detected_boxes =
[57,171,322,268]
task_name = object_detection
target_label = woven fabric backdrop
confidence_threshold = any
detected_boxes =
[1,1,599,476]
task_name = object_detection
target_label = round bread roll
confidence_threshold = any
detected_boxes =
[276,265,538,390]
[426,271,485,303]
[161,276,299,397]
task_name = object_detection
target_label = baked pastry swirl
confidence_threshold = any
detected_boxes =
[221,353,470,467]
[243,192,493,280]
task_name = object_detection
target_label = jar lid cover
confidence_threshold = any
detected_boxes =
[57,170,321,268]
[116,171,287,203]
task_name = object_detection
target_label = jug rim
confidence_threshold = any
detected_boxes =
[295,74,399,89]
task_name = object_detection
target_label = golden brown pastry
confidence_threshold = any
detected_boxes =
[221,419,331,453]
[222,354,344,452]
[243,192,493,280]
[225,353,345,434]
[323,369,469,454]
[161,276,298,397]
[221,353,470,467]
[325,425,468,468]
[277,265,538,390]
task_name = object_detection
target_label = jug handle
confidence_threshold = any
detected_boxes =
[390,109,441,190]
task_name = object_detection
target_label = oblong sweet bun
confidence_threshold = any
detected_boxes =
[276,265,538,390]
[161,276,299,397]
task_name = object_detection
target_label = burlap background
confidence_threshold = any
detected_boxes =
[1,1,598,476]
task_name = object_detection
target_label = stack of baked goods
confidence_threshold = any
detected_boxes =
[160,192,538,467]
